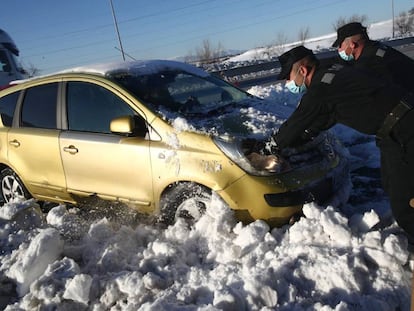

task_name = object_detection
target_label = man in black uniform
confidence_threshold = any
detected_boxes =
[332,22,414,92]
[272,46,414,245]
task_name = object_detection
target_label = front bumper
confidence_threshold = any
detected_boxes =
[265,154,350,207]
[217,145,350,227]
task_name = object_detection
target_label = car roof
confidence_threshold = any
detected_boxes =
[9,60,209,87]
[62,59,210,78]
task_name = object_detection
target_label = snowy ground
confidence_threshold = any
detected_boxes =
[0,83,412,311]
[225,19,396,65]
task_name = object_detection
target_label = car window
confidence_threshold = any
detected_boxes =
[168,73,233,105]
[21,83,58,129]
[66,81,136,134]
[0,91,19,126]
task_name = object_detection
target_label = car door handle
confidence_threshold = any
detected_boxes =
[9,139,20,147]
[63,145,79,154]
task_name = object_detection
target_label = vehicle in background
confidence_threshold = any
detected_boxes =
[0,29,26,90]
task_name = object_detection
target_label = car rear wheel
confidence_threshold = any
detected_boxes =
[0,168,31,204]
[158,182,211,226]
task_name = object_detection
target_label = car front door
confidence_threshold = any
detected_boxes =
[60,81,154,212]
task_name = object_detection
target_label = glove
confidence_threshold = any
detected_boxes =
[301,128,318,142]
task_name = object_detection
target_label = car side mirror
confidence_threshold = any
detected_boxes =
[110,115,134,135]
[110,115,148,137]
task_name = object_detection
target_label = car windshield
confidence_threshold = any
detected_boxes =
[110,70,250,117]
[109,67,284,139]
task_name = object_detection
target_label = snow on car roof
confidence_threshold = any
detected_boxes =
[8,60,209,86]
[62,59,209,78]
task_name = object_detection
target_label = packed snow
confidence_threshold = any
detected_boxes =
[0,82,412,310]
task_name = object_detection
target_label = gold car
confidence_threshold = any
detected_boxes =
[0,60,349,226]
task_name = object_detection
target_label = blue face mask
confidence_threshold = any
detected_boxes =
[285,71,307,94]
[338,43,355,61]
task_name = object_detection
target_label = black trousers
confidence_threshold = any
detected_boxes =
[379,127,414,241]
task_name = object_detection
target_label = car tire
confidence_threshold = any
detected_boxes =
[158,182,211,226]
[0,168,31,204]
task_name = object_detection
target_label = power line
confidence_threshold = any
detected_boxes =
[25,0,354,73]
[127,0,345,56]
[20,0,279,58]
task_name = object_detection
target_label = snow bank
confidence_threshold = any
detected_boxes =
[0,195,411,310]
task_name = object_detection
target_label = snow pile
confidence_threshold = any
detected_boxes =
[0,197,411,310]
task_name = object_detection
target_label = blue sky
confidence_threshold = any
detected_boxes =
[1,0,413,74]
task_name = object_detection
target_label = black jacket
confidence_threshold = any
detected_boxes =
[273,63,406,149]
[355,40,414,93]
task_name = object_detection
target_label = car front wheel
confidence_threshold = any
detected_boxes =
[158,182,211,226]
[0,168,31,204]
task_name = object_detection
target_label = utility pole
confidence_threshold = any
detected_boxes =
[109,0,126,61]
[392,0,395,38]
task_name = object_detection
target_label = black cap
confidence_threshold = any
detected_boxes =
[278,46,314,80]
[332,22,367,47]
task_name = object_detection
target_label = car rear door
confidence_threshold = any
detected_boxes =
[7,82,69,201]
[59,80,154,212]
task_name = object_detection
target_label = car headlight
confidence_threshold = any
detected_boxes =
[213,136,289,176]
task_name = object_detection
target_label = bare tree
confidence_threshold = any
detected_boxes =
[23,62,41,78]
[350,14,367,24]
[332,17,347,31]
[216,42,224,59]
[184,51,195,63]
[272,32,289,56]
[196,39,212,62]
[298,27,310,44]
[395,11,414,36]
[194,39,225,64]
[332,14,368,30]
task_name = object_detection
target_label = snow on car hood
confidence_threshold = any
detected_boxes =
[157,97,284,138]
[158,86,298,140]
